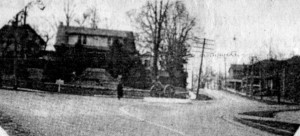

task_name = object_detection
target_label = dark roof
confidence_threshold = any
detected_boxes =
[0,24,46,45]
[55,25,134,46]
[229,64,246,72]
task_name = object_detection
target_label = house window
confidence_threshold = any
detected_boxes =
[82,35,87,45]
[107,37,111,45]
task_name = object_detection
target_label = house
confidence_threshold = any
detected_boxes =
[52,23,140,83]
[55,23,135,55]
[0,24,46,80]
[54,23,136,68]
[140,51,153,70]
[242,59,281,96]
[227,64,247,91]
[0,24,46,59]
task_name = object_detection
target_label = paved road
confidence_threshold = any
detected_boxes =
[0,89,287,136]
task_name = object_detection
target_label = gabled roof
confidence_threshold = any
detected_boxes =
[0,24,46,45]
[55,25,134,46]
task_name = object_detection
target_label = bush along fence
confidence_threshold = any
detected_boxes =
[1,80,150,98]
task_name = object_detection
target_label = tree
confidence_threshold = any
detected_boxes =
[107,39,139,79]
[74,12,90,27]
[74,6,100,28]
[129,0,196,87]
[161,1,196,87]
[64,0,76,27]
[87,7,100,28]
[129,0,171,79]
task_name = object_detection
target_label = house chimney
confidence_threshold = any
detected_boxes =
[59,22,64,27]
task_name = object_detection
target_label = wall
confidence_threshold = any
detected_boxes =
[68,35,109,48]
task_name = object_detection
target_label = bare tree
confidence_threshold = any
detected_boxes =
[32,16,59,50]
[129,0,171,79]
[87,7,100,28]
[64,0,76,27]
[129,1,197,86]
[74,6,100,28]
[74,12,90,27]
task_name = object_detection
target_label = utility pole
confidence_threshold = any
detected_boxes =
[224,56,227,90]
[12,15,19,90]
[250,57,254,96]
[196,38,206,99]
[192,38,214,99]
[192,71,194,91]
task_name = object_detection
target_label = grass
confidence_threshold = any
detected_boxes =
[239,109,300,118]
[195,94,212,100]
[235,117,299,136]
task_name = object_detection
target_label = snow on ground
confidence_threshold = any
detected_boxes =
[0,88,296,136]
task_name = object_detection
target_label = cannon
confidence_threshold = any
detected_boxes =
[149,81,188,98]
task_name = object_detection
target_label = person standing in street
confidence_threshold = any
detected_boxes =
[117,75,123,100]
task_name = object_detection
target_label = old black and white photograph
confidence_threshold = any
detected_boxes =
[0,0,300,135]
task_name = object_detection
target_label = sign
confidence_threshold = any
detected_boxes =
[56,79,64,93]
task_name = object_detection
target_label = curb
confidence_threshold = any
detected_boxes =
[0,126,9,136]
[143,97,192,104]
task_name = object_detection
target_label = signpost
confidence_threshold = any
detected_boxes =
[56,79,64,93]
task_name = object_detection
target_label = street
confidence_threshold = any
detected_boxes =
[0,89,295,136]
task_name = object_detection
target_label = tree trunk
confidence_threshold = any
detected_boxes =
[153,44,159,80]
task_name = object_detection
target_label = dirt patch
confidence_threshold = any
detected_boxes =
[195,94,212,100]
[0,111,32,136]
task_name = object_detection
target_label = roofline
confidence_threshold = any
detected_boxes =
[59,25,135,38]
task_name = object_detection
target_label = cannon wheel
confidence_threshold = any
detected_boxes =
[150,82,164,97]
[163,84,175,98]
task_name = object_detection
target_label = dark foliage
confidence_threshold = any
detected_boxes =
[107,39,140,80]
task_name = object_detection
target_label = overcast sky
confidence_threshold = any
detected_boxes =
[1,0,300,87]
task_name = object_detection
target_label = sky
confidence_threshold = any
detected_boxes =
[1,0,300,88]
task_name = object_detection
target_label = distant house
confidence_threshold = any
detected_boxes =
[0,24,46,59]
[227,64,247,91]
[140,51,153,70]
[242,59,281,96]
[55,24,135,53]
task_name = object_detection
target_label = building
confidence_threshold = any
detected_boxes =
[54,23,136,68]
[51,24,143,85]
[140,51,153,70]
[227,64,247,91]
[0,24,46,80]
[242,59,280,96]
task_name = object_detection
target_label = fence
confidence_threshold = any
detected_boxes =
[1,80,150,98]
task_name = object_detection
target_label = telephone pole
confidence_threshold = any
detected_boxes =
[224,56,227,90]
[195,38,214,99]
[192,71,194,91]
